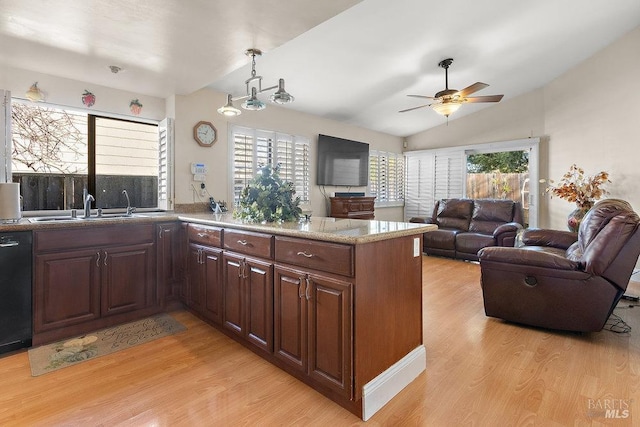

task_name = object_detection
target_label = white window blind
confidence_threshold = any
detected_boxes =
[404,149,464,220]
[369,150,404,207]
[157,118,174,210]
[231,125,310,207]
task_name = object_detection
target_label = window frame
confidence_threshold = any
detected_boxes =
[6,98,166,212]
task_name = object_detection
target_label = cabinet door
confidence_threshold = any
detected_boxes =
[158,222,181,303]
[101,243,154,317]
[244,256,273,353]
[34,249,101,333]
[223,252,273,353]
[274,265,307,372]
[187,243,205,311]
[307,274,353,399]
[202,246,223,324]
[223,252,244,336]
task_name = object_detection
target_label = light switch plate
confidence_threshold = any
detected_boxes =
[413,237,420,257]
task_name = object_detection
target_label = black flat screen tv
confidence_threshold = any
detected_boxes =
[317,134,369,186]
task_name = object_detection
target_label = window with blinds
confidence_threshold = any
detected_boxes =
[369,150,405,207]
[231,125,310,207]
[157,118,173,210]
[404,149,464,220]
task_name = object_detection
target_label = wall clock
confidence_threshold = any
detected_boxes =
[193,121,217,147]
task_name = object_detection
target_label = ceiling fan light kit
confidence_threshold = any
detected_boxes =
[218,48,294,116]
[400,57,504,118]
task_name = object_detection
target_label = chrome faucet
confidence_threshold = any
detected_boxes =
[83,189,94,218]
[122,189,135,216]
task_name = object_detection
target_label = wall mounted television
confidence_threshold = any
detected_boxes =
[317,134,369,186]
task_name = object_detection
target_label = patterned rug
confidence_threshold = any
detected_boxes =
[28,313,186,376]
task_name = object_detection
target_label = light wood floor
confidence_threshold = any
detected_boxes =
[1,256,639,426]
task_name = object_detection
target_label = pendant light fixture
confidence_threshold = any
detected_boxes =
[218,48,294,116]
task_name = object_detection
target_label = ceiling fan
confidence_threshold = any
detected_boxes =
[400,58,503,117]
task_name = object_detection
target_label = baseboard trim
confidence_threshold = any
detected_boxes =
[361,345,426,421]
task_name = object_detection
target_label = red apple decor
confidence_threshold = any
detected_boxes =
[130,99,143,115]
[82,90,96,107]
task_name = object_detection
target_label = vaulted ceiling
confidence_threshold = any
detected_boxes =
[1,0,639,137]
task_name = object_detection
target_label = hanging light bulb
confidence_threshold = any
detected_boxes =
[217,94,242,116]
[242,87,266,111]
[270,79,294,104]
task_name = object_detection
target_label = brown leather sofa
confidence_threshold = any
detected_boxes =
[410,198,524,261]
[478,199,640,332]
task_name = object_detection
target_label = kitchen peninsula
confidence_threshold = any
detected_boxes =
[178,213,435,420]
[2,213,435,420]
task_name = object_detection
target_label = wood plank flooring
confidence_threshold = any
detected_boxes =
[0,256,638,426]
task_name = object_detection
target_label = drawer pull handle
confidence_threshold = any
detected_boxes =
[103,251,108,266]
[297,251,314,258]
[96,251,101,267]
[298,276,305,299]
[305,276,311,301]
[197,233,207,238]
[237,240,248,246]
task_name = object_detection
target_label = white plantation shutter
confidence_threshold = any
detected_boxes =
[404,149,464,220]
[370,150,404,207]
[157,118,173,210]
[231,125,310,206]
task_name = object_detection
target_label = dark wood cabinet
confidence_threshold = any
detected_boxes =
[33,224,158,344]
[274,265,352,398]
[329,196,375,219]
[157,222,183,307]
[187,242,223,324]
[100,242,154,316]
[223,251,273,354]
[34,248,101,332]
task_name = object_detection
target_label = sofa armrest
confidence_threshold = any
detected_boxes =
[521,228,578,250]
[478,246,581,271]
[492,222,523,238]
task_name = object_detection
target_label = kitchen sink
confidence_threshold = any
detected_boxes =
[28,213,147,223]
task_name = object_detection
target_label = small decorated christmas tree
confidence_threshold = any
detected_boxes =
[233,164,302,223]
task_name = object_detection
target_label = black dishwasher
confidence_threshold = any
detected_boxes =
[0,231,32,355]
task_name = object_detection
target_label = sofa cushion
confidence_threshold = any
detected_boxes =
[436,199,473,231]
[470,200,514,234]
[456,232,496,255]
[423,229,459,250]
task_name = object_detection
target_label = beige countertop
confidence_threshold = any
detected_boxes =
[1,212,436,244]
[178,213,436,244]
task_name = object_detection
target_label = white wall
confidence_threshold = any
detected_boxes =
[407,26,640,230]
[171,88,404,219]
[0,65,165,121]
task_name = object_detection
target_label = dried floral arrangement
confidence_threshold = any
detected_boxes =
[541,164,610,209]
[233,164,301,223]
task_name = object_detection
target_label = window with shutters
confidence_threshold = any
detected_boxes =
[231,125,310,207]
[404,149,464,221]
[5,98,164,211]
[369,150,404,207]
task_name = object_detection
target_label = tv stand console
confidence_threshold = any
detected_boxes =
[330,196,376,219]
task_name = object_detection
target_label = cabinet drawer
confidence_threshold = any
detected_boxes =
[275,236,354,277]
[34,224,154,252]
[188,224,222,247]
[224,229,273,259]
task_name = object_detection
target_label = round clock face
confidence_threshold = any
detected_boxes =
[194,121,217,147]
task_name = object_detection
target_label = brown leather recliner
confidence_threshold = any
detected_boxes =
[478,199,640,332]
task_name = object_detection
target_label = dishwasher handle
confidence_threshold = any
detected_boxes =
[0,240,19,248]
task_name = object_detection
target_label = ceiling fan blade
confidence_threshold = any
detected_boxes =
[407,94,436,99]
[464,94,504,103]
[456,82,489,98]
[399,104,432,113]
